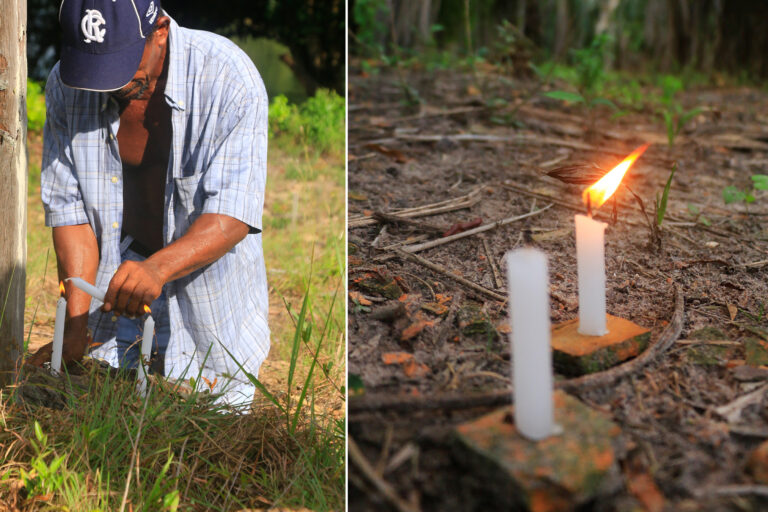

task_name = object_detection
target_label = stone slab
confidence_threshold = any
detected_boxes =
[453,390,622,511]
[551,314,651,376]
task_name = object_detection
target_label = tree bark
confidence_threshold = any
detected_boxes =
[0,0,28,386]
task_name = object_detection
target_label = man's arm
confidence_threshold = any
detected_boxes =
[27,224,99,366]
[102,213,249,317]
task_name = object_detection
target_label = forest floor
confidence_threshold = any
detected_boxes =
[348,65,768,511]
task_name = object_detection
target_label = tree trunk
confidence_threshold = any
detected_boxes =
[0,0,28,386]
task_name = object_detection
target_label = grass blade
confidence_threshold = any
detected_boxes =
[657,163,677,226]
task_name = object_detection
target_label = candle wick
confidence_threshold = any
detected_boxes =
[586,194,593,218]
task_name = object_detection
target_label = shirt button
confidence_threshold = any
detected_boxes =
[111,176,118,183]
[178,100,185,107]
[112,221,119,229]
[111,315,118,322]
[109,133,115,141]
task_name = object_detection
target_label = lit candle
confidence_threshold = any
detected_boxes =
[51,282,66,373]
[65,277,106,303]
[575,214,608,335]
[506,248,554,440]
[137,305,154,395]
[577,143,649,336]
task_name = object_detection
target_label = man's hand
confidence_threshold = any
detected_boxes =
[103,214,248,317]
[26,316,91,367]
[103,259,166,317]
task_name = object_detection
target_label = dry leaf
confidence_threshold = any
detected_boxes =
[422,302,449,315]
[348,190,368,201]
[727,304,738,321]
[403,359,430,378]
[349,291,372,306]
[627,473,665,512]
[364,143,409,163]
[400,321,430,341]
[467,84,481,96]
[382,352,413,365]
[443,217,483,237]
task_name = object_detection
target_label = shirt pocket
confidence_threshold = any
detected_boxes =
[173,174,205,235]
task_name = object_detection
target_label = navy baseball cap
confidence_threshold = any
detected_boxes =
[59,0,162,91]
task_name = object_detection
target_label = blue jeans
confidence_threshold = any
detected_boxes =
[115,239,171,375]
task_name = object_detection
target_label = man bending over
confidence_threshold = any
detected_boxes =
[31,0,270,406]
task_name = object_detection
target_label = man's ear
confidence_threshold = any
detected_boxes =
[153,16,171,45]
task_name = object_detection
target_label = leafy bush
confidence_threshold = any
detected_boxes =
[269,89,345,155]
[27,79,46,133]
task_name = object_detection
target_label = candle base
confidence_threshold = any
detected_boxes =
[453,390,621,511]
[551,314,651,377]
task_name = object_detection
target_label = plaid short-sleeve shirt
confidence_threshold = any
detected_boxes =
[41,17,270,405]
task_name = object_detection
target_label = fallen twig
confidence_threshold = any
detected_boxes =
[401,205,553,254]
[350,188,483,228]
[741,259,768,269]
[695,485,768,498]
[349,285,684,414]
[393,249,507,302]
[482,237,503,289]
[714,383,768,424]
[372,212,444,235]
[348,436,421,512]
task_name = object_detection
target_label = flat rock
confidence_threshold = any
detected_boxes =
[551,314,650,376]
[748,440,768,484]
[453,390,622,511]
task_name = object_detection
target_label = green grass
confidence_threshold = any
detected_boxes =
[1,305,345,510]
[13,82,346,511]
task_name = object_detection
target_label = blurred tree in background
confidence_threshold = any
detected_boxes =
[351,0,768,82]
[27,0,344,96]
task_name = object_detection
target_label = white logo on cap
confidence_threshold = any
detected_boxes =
[81,9,106,44]
[146,2,158,24]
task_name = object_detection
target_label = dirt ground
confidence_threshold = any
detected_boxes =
[348,67,768,511]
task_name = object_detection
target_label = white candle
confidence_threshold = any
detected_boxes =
[506,248,554,440]
[575,214,608,336]
[51,292,66,373]
[65,277,106,303]
[136,313,155,395]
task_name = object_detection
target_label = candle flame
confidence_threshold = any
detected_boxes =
[583,143,650,211]
[144,305,151,314]
[59,281,65,296]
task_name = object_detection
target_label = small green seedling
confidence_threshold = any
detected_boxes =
[723,174,768,212]
[541,34,619,119]
[656,75,703,147]
[687,203,711,226]
[656,163,677,227]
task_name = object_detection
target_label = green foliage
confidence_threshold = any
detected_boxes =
[352,0,389,56]
[723,185,753,205]
[722,174,767,209]
[542,90,585,103]
[723,174,768,213]
[687,203,711,226]
[656,74,703,147]
[571,33,611,99]
[269,89,345,155]
[752,174,768,190]
[540,34,618,114]
[656,163,677,226]
[26,80,46,134]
